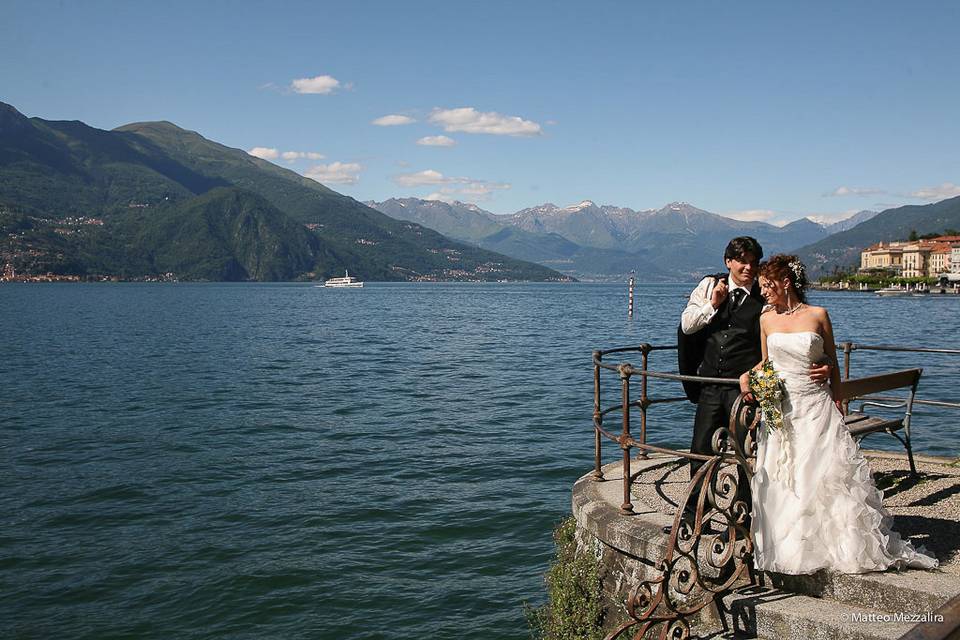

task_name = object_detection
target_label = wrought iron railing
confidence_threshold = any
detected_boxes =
[591,341,960,640]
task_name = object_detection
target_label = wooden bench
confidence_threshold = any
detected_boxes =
[836,368,923,476]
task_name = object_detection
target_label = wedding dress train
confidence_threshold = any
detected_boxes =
[750,331,938,574]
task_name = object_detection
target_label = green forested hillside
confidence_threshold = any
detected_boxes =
[114,188,327,280]
[0,188,337,280]
[0,102,569,282]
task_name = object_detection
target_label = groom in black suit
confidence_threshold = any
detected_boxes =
[680,237,765,485]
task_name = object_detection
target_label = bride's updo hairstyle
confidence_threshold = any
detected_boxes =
[760,254,808,303]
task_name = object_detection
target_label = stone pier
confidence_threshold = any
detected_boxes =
[572,451,960,639]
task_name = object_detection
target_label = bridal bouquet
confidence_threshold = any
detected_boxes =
[748,360,785,432]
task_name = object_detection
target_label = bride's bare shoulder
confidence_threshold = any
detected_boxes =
[805,304,830,320]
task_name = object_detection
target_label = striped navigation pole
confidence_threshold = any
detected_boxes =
[628,272,635,317]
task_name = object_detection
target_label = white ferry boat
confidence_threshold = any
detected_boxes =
[876,287,912,297]
[321,270,364,288]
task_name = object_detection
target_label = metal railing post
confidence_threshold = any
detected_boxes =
[842,342,853,415]
[638,344,651,459]
[593,350,603,481]
[619,363,634,514]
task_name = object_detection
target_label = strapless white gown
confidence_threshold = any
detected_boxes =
[751,331,938,574]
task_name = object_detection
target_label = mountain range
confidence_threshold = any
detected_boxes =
[367,198,886,280]
[3,100,957,282]
[0,101,568,282]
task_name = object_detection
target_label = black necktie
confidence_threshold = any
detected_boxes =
[730,288,745,310]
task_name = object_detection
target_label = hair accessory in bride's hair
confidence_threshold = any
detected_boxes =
[788,260,806,290]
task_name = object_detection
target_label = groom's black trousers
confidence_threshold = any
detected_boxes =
[688,383,752,515]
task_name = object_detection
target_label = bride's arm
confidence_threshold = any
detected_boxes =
[819,309,844,403]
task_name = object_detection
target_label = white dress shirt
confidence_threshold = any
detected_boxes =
[680,276,755,335]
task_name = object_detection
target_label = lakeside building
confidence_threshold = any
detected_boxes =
[901,243,930,278]
[860,235,960,278]
[860,241,903,271]
[929,243,952,276]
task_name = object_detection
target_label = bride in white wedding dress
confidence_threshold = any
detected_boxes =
[738,255,938,575]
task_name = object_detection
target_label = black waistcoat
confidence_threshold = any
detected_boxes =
[698,284,764,379]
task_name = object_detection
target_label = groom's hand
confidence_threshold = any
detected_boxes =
[711,279,729,309]
[809,362,831,384]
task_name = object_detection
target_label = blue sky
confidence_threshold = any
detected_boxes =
[3,0,959,223]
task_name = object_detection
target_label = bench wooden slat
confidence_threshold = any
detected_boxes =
[843,412,871,425]
[844,415,903,437]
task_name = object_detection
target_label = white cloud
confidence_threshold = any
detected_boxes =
[416,135,456,147]
[724,209,780,223]
[248,147,280,160]
[250,148,325,163]
[429,107,542,137]
[304,162,363,185]
[290,75,341,94]
[393,169,509,201]
[372,114,416,126]
[424,192,457,204]
[825,186,885,197]
[425,182,511,202]
[807,209,863,225]
[394,169,449,187]
[461,182,510,197]
[281,151,325,162]
[911,182,960,200]
[823,182,960,203]
[455,182,509,199]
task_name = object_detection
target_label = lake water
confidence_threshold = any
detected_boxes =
[2,283,958,639]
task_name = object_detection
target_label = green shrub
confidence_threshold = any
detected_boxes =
[526,517,605,640]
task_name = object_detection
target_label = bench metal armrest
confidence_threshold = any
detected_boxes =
[855,399,907,413]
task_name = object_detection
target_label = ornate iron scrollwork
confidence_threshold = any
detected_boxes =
[605,396,760,640]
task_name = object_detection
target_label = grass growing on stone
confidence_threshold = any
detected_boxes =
[526,517,605,640]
